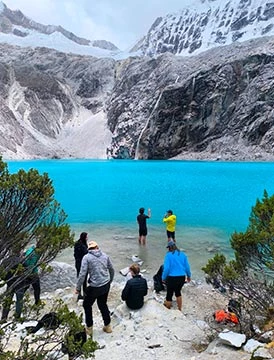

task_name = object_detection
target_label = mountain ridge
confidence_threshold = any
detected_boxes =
[132,0,274,57]
[0,1,274,161]
[0,1,119,53]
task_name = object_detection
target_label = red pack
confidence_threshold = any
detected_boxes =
[214,309,239,324]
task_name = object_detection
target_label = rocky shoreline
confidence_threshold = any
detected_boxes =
[36,279,252,359]
[3,262,274,359]
[171,147,274,162]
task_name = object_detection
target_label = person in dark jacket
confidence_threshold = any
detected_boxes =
[137,207,151,245]
[74,232,88,300]
[121,263,148,310]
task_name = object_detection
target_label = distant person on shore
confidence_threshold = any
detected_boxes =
[121,263,148,310]
[1,253,32,321]
[23,244,41,305]
[137,207,151,245]
[75,240,114,337]
[163,210,177,241]
[162,240,191,311]
[74,232,88,301]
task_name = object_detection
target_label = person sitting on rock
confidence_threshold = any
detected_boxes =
[121,263,148,310]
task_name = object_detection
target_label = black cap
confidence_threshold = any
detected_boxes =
[166,240,176,248]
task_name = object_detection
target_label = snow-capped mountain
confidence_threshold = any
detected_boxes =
[132,0,274,56]
[0,1,119,57]
[0,0,274,161]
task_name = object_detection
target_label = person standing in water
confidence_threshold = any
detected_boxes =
[137,207,151,245]
[163,210,177,241]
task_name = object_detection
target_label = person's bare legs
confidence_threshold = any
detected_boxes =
[176,296,182,311]
[141,236,146,246]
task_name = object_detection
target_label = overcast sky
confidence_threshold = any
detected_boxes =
[3,0,197,50]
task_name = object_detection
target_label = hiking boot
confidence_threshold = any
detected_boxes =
[34,300,45,307]
[85,326,93,337]
[103,324,112,333]
[164,300,172,309]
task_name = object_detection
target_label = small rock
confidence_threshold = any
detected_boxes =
[252,347,272,359]
[55,289,64,295]
[195,320,210,330]
[243,339,264,353]
[218,330,246,348]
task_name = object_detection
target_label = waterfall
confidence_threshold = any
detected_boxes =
[191,76,196,102]
[134,90,163,160]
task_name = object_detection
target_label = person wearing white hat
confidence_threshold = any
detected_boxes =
[75,240,114,337]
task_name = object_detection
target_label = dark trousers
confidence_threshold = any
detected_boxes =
[166,275,186,301]
[166,230,175,239]
[1,282,29,321]
[29,274,41,305]
[83,282,111,327]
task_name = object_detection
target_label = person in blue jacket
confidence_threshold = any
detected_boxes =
[162,240,191,311]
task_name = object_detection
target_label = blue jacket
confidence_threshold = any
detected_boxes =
[162,250,191,281]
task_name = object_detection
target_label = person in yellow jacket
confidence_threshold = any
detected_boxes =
[163,210,177,241]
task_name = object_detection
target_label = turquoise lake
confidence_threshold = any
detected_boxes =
[6,160,274,280]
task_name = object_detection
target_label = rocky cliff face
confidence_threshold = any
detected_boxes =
[0,1,274,160]
[132,0,274,57]
[0,44,115,158]
[108,36,274,160]
[1,35,274,160]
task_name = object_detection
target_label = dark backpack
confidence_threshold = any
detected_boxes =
[153,265,165,293]
[26,312,61,334]
[61,330,87,357]
[1,255,25,287]
[228,298,241,317]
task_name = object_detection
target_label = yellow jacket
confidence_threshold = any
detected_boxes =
[163,214,176,232]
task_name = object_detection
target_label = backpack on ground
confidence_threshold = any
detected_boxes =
[153,265,165,293]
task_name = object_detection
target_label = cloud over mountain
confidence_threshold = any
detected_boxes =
[0,1,119,57]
